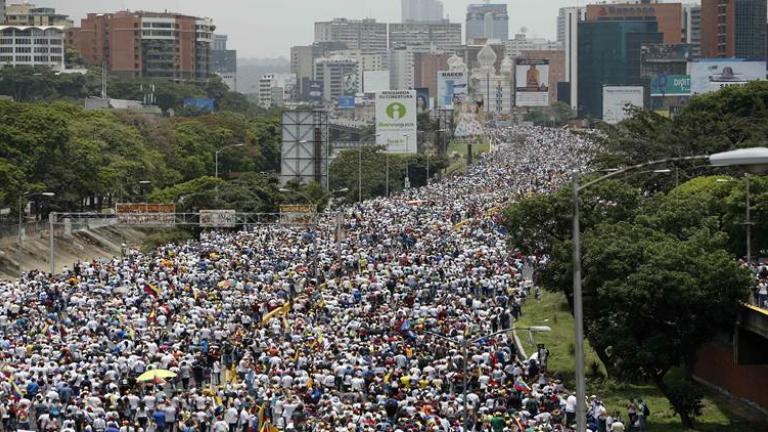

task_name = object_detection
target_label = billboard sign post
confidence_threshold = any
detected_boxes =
[515,59,550,107]
[437,71,468,109]
[602,86,644,124]
[337,96,356,109]
[689,60,767,94]
[650,74,691,96]
[376,90,417,154]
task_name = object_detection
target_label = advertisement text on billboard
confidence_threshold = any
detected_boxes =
[689,60,767,94]
[650,74,691,96]
[437,71,467,109]
[375,90,417,154]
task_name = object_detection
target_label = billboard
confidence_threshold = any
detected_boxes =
[602,86,644,124]
[454,96,485,137]
[338,96,356,109]
[364,70,390,93]
[689,60,767,94]
[415,88,430,113]
[200,210,237,228]
[650,74,691,96]
[308,80,323,105]
[183,98,215,112]
[515,59,550,107]
[376,90,418,154]
[343,73,358,96]
[437,71,468,109]
[116,204,176,226]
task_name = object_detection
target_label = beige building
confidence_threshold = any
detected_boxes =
[4,2,72,27]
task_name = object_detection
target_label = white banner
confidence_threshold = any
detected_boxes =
[376,90,417,153]
[689,60,767,95]
[602,86,644,125]
[200,210,237,228]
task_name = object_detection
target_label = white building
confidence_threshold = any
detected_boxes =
[259,74,277,109]
[471,44,513,115]
[682,3,701,58]
[259,73,297,108]
[401,0,444,23]
[560,7,581,110]
[0,25,65,71]
[505,33,562,58]
[314,18,387,52]
[557,6,585,43]
[389,47,415,90]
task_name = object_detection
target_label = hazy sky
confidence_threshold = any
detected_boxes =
[40,0,579,58]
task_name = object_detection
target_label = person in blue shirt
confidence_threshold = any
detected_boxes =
[153,408,167,432]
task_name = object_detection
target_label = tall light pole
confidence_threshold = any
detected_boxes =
[17,191,54,276]
[571,147,768,432]
[419,129,447,185]
[215,143,245,179]
[717,174,753,263]
[138,180,152,203]
[359,133,381,203]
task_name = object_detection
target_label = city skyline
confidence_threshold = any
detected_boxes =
[37,0,579,58]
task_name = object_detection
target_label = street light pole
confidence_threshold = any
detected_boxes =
[746,173,752,264]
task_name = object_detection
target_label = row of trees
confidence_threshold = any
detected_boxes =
[503,81,768,427]
[0,66,258,114]
[0,100,283,216]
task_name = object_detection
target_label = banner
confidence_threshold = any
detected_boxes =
[116,204,176,226]
[437,71,467,109]
[415,88,430,113]
[515,59,550,107]
[338,96,356,109]
[375,90,417,154]
[200,210,237,228]
[650,74,691,96]
[689,59,766,94]
[602,86,644,125]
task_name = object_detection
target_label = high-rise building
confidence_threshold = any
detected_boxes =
[0,0,6,24]
[585,2,683,45]
[291,42,350,98]
[0,25,65,70]
[557,6,585,43]
[4,2,72,27]
[68,11,215,81]
[578,20,663,118]
[561,6,583,111]
[314,55,359,102]
[466,3,509,43]
[314,18,387,52]
[402,0,444,23]
[683,3,702,58]
[701,0,767,59]
[389,46,415,90]
[389,21,462,50]
[211,34,237,91]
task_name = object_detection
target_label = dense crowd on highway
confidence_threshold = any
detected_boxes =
[0,127,646,432]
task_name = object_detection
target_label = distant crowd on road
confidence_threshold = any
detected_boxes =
[0,126,653,432]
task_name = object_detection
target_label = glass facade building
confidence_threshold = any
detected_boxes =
[578,20,662,118]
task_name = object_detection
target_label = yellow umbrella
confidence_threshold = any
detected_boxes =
[137,369,177,382]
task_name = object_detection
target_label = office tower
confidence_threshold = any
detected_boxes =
[314,55,359,102]
[389,21,462,50]
[466,3,509,43]
[314,18,387,52]
[0,0,5,24]
[68,11,215,80]
[389,46,415,90]
[578,20,663,118]
[561,6,583,109]
[402,0,444,23]
[683,3,702,58]
[701,0,767,59]
[585,2,684,44]
[557,6,585,43]
[212,34,237,91]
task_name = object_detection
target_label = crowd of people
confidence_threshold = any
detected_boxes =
[0,127,642,432]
